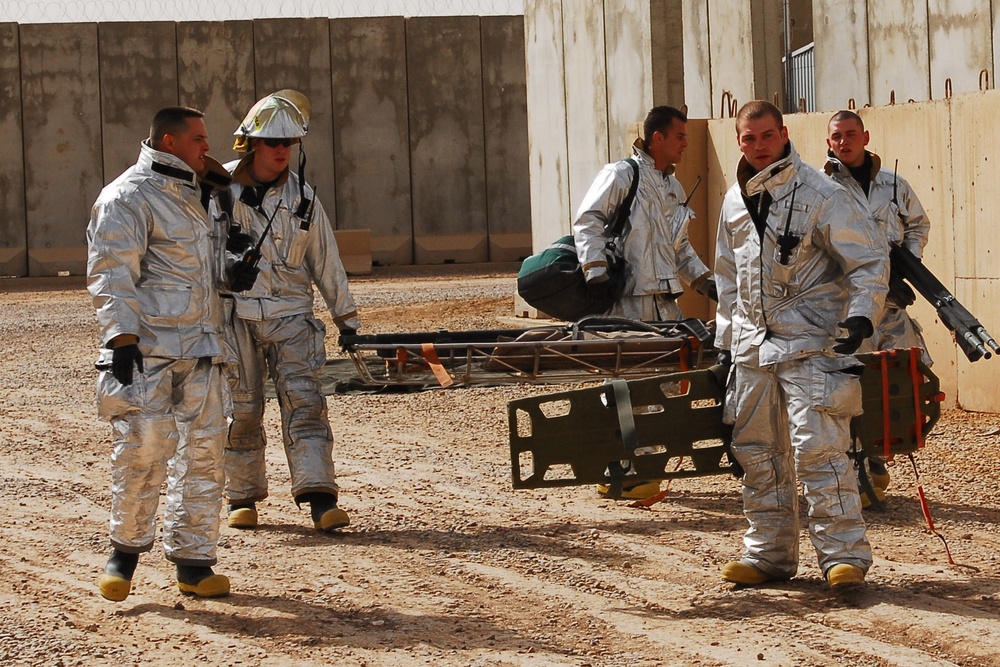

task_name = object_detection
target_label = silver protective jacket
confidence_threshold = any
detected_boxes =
[715,142,889,366]
[88,142,229,363]
[573,142,710,296]
[825,151,931,359]
[824,151,930,258]
[225,156,361,332]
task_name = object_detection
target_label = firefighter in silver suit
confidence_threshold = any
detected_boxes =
[825,109,933,508]
[88,107,257,602]
[825,109,931,362]
[573,105,715,324]
[714,101,889,591]
[222,90,361,533]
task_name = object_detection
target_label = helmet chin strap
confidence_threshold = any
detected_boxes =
[294,143,314,222]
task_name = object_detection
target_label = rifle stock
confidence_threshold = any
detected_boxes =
[889,243,999,362]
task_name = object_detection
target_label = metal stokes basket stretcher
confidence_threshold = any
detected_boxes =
[338,317,716,388]
[507,348,943,496]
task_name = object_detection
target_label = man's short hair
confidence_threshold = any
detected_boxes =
[150,106,204,149]
[643,106,687,144]
[735,101,783,132]
[829,109,864,130]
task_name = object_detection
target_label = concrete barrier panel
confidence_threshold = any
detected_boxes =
[525,0,571,250]
[708,2,755,116]
[928,0,993,100]
[650,0,685,109]
[0,23,26,277]
[949,91,1000,411]
[859,101,957,407]
[406,16,488,264]
[868,2,931,105]
[330,17,412,266]
[253,18,336,222]
[481,16,532,262]
[682,1,712,118]
[674,118,712,320]
[562,4,610,215]
[813,1,870,111]
[99,22,178,181]
[177,21,254,167]
[605,0,653,160]
[21,23,103,277]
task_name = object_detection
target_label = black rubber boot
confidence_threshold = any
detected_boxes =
[98,549,138,602]
[176,564,230,598]
[300,492,350,533]
[226,502,258,529]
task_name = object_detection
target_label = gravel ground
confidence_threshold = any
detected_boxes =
[1,266,999,667]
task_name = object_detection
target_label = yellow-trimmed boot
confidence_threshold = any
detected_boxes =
[176,565,230,598]
[98,550,138,602]
[860,486,887,509]
[306,493,350,533]
[227,503,258,529]
[868,458,891,492]
[721,560,775,587]
[596,480,662,500]
[826,563,865,590]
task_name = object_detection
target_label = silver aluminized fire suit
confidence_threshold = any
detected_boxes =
[825,151,931,362]
[223,156,360,505]
[87,142,233,567]
[573,140,711,321]
[715,142,889,579]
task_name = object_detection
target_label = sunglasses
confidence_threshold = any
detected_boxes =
[262,138,294,148]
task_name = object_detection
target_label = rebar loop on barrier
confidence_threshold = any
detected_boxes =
[890,90,896,105]
[720,91,737,118]
[848,98,856,110]
[944,78,953,99]
[798,97,807,113]
[981,69,991,91]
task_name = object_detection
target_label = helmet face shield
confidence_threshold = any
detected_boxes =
[233,89,311,152]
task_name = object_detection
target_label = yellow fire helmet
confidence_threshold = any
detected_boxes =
[233,89,311,152]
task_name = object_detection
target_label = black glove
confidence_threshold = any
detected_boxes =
[338,327,357,351]
[833,316,874,355]
[111,344,143,386]
[226,226,254,255]
[710,348,733,388]
[697,276,719,302]
[227,259,260,293]
[587,274,616,303]
[887,270,916,308]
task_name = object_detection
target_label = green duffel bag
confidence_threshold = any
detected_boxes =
[516,158,638,321]
[516,236,626,321]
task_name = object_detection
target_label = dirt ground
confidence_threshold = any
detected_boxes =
[2,266,999,667]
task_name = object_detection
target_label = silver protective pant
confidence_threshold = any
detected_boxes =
[97,357,228,566]
[606,293,683,322]
[724,354,872,578]
[225,313,339,504]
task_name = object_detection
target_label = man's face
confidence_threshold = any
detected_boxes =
[826,118,870,168]
[649,119,687,168]
[737,115,789,172]
[250,138,293,183]
[163,117,210,173]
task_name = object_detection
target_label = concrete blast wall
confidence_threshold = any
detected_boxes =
[2,16,531,277]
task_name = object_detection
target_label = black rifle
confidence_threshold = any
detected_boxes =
[889,242,1000,362]
[242,198,283,270]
